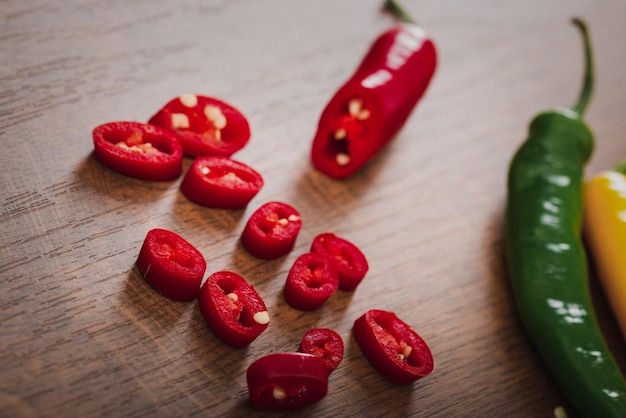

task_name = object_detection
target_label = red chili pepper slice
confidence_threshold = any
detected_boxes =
[92,121,183,181]
[180,156,264,209]
[310,232,369,291]
[135,228,206,302]
[310,23,437,178]
[283,253,338,311]
[241,201,302,260]
[246,352,329,412]
[198,270,269,348]
[298,328,344,375]
[148,94,251,157]
[353,309,434,385]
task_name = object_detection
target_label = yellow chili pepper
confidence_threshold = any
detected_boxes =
[584,158,626,339]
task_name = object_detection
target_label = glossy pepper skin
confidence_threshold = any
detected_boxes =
[283,252,339,311]
[310,0,436,179]
[505,19,626,417]
[584,159,626,339]
[198,271,270,348]
[180,155,264,209]
[136,228,206,302]
[93,121,183,181]
[353,309,434,385]
[148,94,251,158]
[246,352,328,412]
[298,328,344,376]
[241,201,303,260]
[310,232,369,291]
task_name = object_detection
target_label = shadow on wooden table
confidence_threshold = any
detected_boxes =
[73,152,179,204]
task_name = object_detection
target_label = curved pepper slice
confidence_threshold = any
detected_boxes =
[283,253,339,311]
[310,6,437,179]
[92,121,183,181]
[310,232,369,291]
[135,228,207,302]
[298,328,344,375]
[246,352,328,412]
[353,309,434,385]
[198,270,269,348]
[584,161,626,339]
[180,156,264,209]
[148,94,251,157]
[241,201,302,260]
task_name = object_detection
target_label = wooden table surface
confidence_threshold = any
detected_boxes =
[2,0,626,417]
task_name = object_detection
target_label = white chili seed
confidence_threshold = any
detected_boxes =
[357,108,371,120]
[334,128,347,140]
[272,386,287,400]
[204,105,227,129]
[179,94,198,108]
[553,406,568,418]
[277,218,289,227]
[287,214,300,222]
[336,153,350,166]
[253,311,270,325]
[171,113,190,129]
[348,98,363,117]
[402,345,413,359]
[200,166,210,175]
[226,292,238,302]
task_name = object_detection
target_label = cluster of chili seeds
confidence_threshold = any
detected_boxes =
[92,93,433,412]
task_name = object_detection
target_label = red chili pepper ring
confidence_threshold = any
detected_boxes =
[198,270,270,348]
[93,121,183,181]
[353,309,434,385]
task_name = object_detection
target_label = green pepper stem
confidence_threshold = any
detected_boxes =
[612,157,626,174]
[571,18,594,115]
[383,0,416,24]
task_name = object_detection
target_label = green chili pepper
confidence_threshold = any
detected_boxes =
[505,18,626,417]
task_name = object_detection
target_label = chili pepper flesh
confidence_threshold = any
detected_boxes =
[149,94,251,157]
[198,271,269,348]
[135,228,206,302]
[584,158,626,340]
[353,309,434,385]
[92,121,183,181]
[505,18,626,417]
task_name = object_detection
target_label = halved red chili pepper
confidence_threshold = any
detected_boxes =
[198,270,269,348]
[310,2,437,178]
[180,156,264,209]
[148,94,251,157]
[240,201,302,260]
[298,328,344,375]
[353,309,434,385]
[310,232,369,291]
[135,228,206,302]
[92,121,183,181]
[246,352,329,412]
[283,253,339,311]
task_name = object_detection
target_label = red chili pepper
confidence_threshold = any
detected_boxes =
[180,156,264,209]
[353,309,434,385]
[298,328,344,375]
[198,270,269,348]
[92,121,183,181]
[135,228,207,302]
[246,352,329,412]
[148,94,251,157]
[241,201,303,260]
[310,232,369,291]
[283,253,339,311]
[310,1,437,179]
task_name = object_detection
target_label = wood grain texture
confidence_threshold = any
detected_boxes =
[2,0,626,416]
